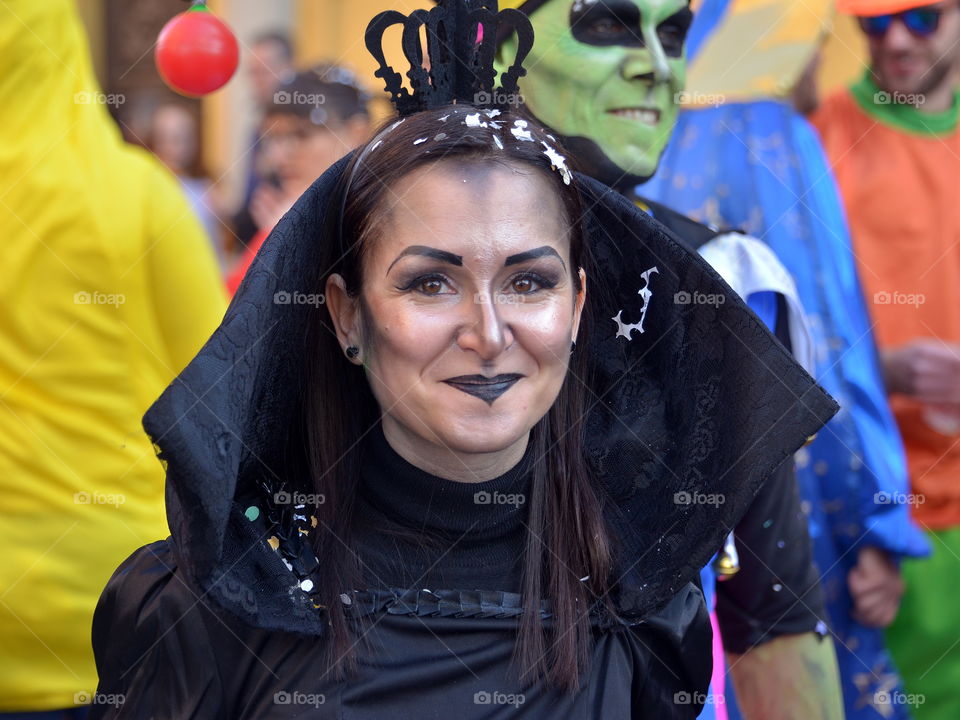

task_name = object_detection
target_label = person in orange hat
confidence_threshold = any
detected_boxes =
[811,0,960,717]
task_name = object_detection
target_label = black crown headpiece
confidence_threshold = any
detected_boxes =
[365,0,535,116]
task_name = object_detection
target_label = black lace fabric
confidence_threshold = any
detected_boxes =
[142,154,838,637]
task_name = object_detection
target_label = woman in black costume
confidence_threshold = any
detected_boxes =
[89,4,837,718]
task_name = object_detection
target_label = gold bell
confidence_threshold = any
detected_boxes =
[713,531,741,580]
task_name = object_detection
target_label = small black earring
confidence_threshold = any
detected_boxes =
[345,346,360,360]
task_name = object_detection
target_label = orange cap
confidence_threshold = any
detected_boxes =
[836,0,935,16]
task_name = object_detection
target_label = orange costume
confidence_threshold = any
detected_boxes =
[812,73,960,529]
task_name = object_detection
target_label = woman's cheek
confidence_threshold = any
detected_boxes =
[511,302,574,359]
[368,305,458,368]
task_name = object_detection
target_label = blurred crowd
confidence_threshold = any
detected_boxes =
[116,31,375,285]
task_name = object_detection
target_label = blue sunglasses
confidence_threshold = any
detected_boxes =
[859,5,946,37]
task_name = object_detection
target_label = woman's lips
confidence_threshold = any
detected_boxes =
[443,374,524,406]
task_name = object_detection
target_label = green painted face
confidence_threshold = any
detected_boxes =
[500,0,690,187]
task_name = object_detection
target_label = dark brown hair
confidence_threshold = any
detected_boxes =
[302,104,615,692]
[265,66,371,128]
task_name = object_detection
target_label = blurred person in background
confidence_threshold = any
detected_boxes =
[812,0,960,716]
[0,0,227,715]
[640,0,932,716]
[226,64,372,294]
[147,101,227,269]
[248,31,296,113]
[230,31,296,251]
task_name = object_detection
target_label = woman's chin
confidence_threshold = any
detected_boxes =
[412,411,535,457]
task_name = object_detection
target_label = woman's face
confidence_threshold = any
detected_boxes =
[329,160,585,465]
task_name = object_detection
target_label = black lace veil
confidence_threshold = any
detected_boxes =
[142,147,836,634]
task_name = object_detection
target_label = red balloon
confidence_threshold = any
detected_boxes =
[155,5,239,97]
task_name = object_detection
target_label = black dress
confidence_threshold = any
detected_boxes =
[92,425,714,718]
[88,159,837,718]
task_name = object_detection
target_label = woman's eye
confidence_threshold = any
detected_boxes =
[420,278,444,294]
[508,273,556,295]
[401,274,454,295]
[512,276,536,293]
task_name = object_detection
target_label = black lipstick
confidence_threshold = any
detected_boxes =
[443,374,523,406]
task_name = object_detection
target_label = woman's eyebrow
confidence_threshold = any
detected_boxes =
[386,245,464,274]
[505,246,566,269]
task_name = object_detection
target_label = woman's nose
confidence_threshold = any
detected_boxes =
[456,292,512,359]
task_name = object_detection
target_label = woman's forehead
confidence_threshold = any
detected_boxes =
[368,162,571,269]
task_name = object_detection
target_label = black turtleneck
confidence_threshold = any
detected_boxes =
[353,424,533,594]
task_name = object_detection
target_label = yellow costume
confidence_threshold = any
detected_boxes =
[0,0,227,710]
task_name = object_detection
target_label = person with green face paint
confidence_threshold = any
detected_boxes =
[498,2,845,719]
[501,0,690,189]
